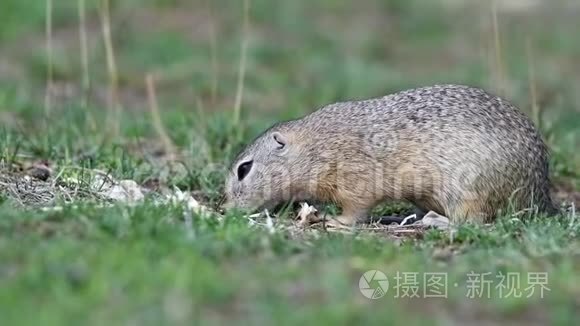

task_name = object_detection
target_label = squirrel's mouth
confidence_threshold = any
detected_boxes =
[215,194,227,214]
[259,200,308,216]
[255,200,278,213]
[216,194,275,216]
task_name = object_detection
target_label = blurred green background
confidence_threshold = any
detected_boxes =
[1,0,580,325]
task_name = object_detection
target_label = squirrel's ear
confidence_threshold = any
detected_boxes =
[271,132,287,150]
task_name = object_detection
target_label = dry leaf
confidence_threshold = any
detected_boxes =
[296,202,320,225]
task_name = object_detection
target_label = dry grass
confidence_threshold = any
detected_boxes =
[146,73,176,159]
[0,168,105,207]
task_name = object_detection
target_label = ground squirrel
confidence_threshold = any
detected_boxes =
[223,84,556,224]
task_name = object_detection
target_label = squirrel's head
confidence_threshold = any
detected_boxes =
[223,125,300,213]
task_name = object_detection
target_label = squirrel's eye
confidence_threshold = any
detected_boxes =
[237,160,253,181]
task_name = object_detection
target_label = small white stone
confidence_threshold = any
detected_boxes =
[420,211,452,230]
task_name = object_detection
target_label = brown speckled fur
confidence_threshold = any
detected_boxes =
[224,84,556,224]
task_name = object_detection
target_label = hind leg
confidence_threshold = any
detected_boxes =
[326,203,371,227]
[446,200,492,224]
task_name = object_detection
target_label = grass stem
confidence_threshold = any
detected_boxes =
[99,0,121,138]
[233,0,250,127]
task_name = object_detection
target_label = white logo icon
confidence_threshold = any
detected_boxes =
[359,270,389,299]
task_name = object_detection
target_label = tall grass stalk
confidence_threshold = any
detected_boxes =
[99,0,121,138]
[44,0,54,117]
[233,0,250,127]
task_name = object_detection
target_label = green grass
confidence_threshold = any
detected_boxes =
[1,0,580,325]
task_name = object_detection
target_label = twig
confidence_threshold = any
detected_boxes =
[44,0,54,117]
[145,74,176,159]
[78,0,97,130]
[78,1,91,105]
[207,0,219,105]
[491,0,505,95]
[233,0,250,126]
[526,37,541,129]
